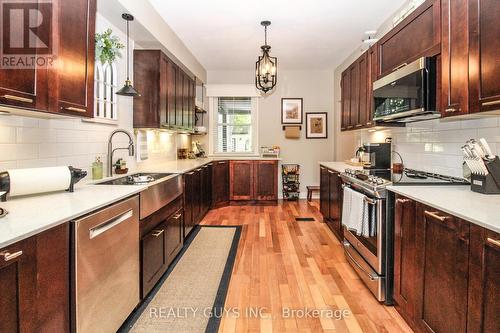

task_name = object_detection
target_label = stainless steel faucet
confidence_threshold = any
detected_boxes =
[107,129,135,177]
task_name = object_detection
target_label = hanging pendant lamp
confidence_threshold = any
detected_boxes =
[255,20,277,93]
[116,13,140,97]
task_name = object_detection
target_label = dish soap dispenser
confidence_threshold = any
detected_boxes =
[92,157,103,180]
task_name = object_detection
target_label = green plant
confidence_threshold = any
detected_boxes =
[95,29,124,64]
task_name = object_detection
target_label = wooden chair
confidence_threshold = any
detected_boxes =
[306,185,320,201]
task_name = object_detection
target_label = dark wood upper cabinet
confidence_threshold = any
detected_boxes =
[175,69,184,127]
[467,224,500,333]
[367,43,378,126]
[468,0,500,114]
[378,0,441,77]
[348,62,360,129]
[415,204,469,333]
[441,0,470,117]
[0,0,49,112]
[0,224,69,333]
[167,60,177,126]
[133,50,165,128]
[230,160,254,201]
[0,0,95,117]
[393,196,418,327]
[55,0,96,117]
[357,52,368,128]
[212,161,230,207]
[340,70,351,131]
[253,160,278,201]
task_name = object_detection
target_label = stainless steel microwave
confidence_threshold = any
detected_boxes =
[372,57,439,123]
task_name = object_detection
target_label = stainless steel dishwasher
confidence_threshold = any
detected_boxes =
[72,195,140,333]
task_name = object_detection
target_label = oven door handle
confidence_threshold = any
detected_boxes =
[344,244,379,281]
[363,196,377,205]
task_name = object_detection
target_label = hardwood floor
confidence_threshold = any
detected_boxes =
[201,199,413,333]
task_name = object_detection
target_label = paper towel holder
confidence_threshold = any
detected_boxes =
[282,125,301,130]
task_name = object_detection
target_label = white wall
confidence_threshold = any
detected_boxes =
[206,69,335,198]
[0,14,188,176]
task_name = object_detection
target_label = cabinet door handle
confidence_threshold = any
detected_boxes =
[424,210,449,222]
[1,94,33,103]
[482,100,500,107]
[172,213,182,220]
[396,198,410,204]
[392,62,408,72]
[1,250,23,261]
[355,124,363,127]
[487,238,500,248]
[445,107,458,113]
[217,161,227,164]
[63,106,87,113]
[152,229,164,237]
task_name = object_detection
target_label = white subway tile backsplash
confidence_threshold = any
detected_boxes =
[56,129,89,143]
[361,116,500,177]
[16,127,56,144]
[0,126,16,143]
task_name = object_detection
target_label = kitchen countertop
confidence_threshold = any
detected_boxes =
[319,161,362,173]
[0,184,146,248]
[0,157,282,248]
[387,185,500,234]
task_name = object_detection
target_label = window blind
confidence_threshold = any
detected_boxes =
[214,97,252,153]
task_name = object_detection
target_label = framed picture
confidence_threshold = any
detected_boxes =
[281,98,303,124]
[306,112,328,139]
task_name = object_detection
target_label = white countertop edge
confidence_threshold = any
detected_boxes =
[387,185,500,234]
[0,186,145,249]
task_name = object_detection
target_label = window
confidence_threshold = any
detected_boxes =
[212,97,258,154]
[94,62,118,121]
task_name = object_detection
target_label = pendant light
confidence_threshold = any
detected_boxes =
[255,21,277,93]
[116,13,140,97]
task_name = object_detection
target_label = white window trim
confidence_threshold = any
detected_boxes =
[208,96,260,157]
[93,62,119,123]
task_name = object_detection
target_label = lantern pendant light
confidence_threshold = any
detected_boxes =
[255,21,277,93]
[116,13,140,97]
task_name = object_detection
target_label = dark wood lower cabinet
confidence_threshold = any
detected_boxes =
[393,195,418,326]
[140,197,183,297]
[319,166,343,241]
[229,160,278,203]
[467,225,500,333]
[393,197,499,333]
[416,204,469,333]
[0,224,69,333]
[184,165,213,240]
[212,161,229,207]
[230,160,254,200]
[253,160,278,201]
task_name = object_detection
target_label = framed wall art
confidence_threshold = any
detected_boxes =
[306,112,328,139]
[281,98,303,124]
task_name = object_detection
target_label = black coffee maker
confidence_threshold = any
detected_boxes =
[362,143,391,170]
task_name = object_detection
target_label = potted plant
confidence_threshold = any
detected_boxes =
[95,28,124,64]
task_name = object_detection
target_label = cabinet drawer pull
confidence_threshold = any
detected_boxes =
[396,198,410,204]
[392,62,408,72]
[424,210,449,222]
[217,161,227,164]
[172,213,182,220]
[152,229,164,237]
[328,170,335,174]
[355,124,363,127]
[482,100,500,107]
[487,238,500,248]
[445,107,458,113]
[1,250,23,261]
[63,106,87,113]
[1,95,33,103]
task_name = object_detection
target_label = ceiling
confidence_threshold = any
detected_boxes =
[149,0,406,71]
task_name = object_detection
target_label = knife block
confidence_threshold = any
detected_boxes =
[470,157,500,194]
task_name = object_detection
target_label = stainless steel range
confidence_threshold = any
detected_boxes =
[340,168,469,304]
